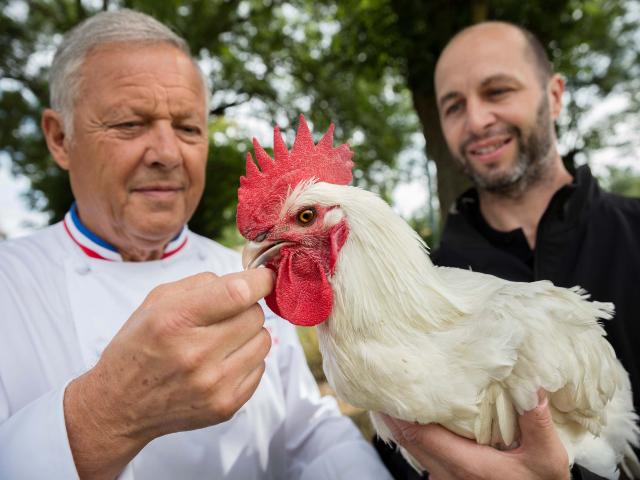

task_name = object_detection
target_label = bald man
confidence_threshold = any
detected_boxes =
[377,21,640,480]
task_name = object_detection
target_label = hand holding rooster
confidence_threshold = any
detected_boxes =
[383,392,570,480]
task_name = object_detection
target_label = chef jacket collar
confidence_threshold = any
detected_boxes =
[63,203,188,262]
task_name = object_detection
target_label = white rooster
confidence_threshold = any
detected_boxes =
[237,115,640,479]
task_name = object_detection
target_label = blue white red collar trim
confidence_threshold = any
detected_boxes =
[63,204,188,261]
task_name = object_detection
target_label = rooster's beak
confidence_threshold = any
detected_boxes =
[242,240,291,270]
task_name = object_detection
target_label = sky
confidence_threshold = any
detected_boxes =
[0,153,49,238]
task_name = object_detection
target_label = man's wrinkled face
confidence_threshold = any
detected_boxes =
[61,43,208,249]
[435,25,561,196]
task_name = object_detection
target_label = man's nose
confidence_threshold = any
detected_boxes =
[464,98,496,135]
[144,121,182,169]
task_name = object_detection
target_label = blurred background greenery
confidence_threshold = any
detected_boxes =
[2,0,640,245]
[2,0,640,434]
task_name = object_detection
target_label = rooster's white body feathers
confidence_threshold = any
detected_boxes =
[291,181,640,479]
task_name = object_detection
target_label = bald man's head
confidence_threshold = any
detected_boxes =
[433,21,565,197]
[437,22,552,87]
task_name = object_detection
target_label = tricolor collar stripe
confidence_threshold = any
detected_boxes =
[64,210,123,261]
[70,203,118,252]
[63,220,114,261]
[63,206,188,261]
[162,228,188,259]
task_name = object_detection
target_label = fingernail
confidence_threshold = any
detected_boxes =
[537,389,548,408]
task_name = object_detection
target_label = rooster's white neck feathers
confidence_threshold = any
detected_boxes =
[290,181,469,335]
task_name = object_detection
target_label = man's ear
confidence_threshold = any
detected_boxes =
[547,74,565,120]
[41,109,71,170]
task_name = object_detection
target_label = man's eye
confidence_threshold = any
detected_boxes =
[488,88,511,98]
[115,121,143,129]
[445,102,463,116]
[178,125,201,135]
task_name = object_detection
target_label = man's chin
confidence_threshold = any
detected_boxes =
[126,212,186,243]
[467,165,522,192]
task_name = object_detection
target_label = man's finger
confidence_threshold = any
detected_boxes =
[382,414,505,478]
[181,269,275,327]
[197,303,266,358]
[380,414,430,447]
[380,414,404,443]
[386,416,480,461]
[380,415,455,477]
[233,360,267,407]
[517,391,561,450]
[223,327,272,387]
[161,271,221,293]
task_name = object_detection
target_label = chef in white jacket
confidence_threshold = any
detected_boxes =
[0,9,391,480]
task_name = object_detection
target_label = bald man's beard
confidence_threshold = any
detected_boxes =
[457,96,554,198]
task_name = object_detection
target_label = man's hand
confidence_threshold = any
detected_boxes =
[382,392,570,480]
[64,269,274,479]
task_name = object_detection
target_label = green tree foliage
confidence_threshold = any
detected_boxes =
[600,165,640,197]
[1,0,638,243]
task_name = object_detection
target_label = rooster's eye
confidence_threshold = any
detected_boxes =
[297,208,316,225]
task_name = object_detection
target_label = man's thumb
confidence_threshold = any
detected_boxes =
[380,414,421,445]
[519,390,556,445]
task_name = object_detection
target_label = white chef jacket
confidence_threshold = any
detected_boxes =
[0,216,391,479]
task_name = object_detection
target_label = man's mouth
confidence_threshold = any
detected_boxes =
[132,185,184,198]
[466,136,513,162]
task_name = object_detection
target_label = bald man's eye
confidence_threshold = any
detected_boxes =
[445,101,464,116]
[487,87,513,99]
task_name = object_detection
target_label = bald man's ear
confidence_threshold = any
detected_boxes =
[41,109,71,170]
[547,74,565,120]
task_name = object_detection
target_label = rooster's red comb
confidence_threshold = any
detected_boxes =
[237,114,354,239]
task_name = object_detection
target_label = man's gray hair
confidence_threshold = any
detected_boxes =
[49,9,210,137]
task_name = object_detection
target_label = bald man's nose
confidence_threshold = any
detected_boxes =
[464,98,496,135]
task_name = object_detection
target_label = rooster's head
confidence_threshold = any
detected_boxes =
[237,115,354,326]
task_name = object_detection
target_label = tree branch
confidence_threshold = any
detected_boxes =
[209,98,249,116]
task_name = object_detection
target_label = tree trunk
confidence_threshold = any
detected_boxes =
[409,0,486,230]
[471,0,489,23]
[411,91,470,225]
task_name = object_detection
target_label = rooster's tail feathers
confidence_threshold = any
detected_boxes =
[621,444,640,479]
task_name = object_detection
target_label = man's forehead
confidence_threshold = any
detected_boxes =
[435,24,530,95]
[77,43,206,114]
[82,44,197,81]
[100,95,204,119]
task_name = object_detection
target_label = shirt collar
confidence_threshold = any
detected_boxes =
[63,203,188,262]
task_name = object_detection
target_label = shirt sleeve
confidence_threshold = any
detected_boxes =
[0,380,79,479]
[274,319,392,480]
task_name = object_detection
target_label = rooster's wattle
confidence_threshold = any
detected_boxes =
[237,115,640,479]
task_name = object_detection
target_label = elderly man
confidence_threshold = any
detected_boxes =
[0,9,391,479]
[380,21,640,480]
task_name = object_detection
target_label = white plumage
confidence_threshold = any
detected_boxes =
[293,181,640,479]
